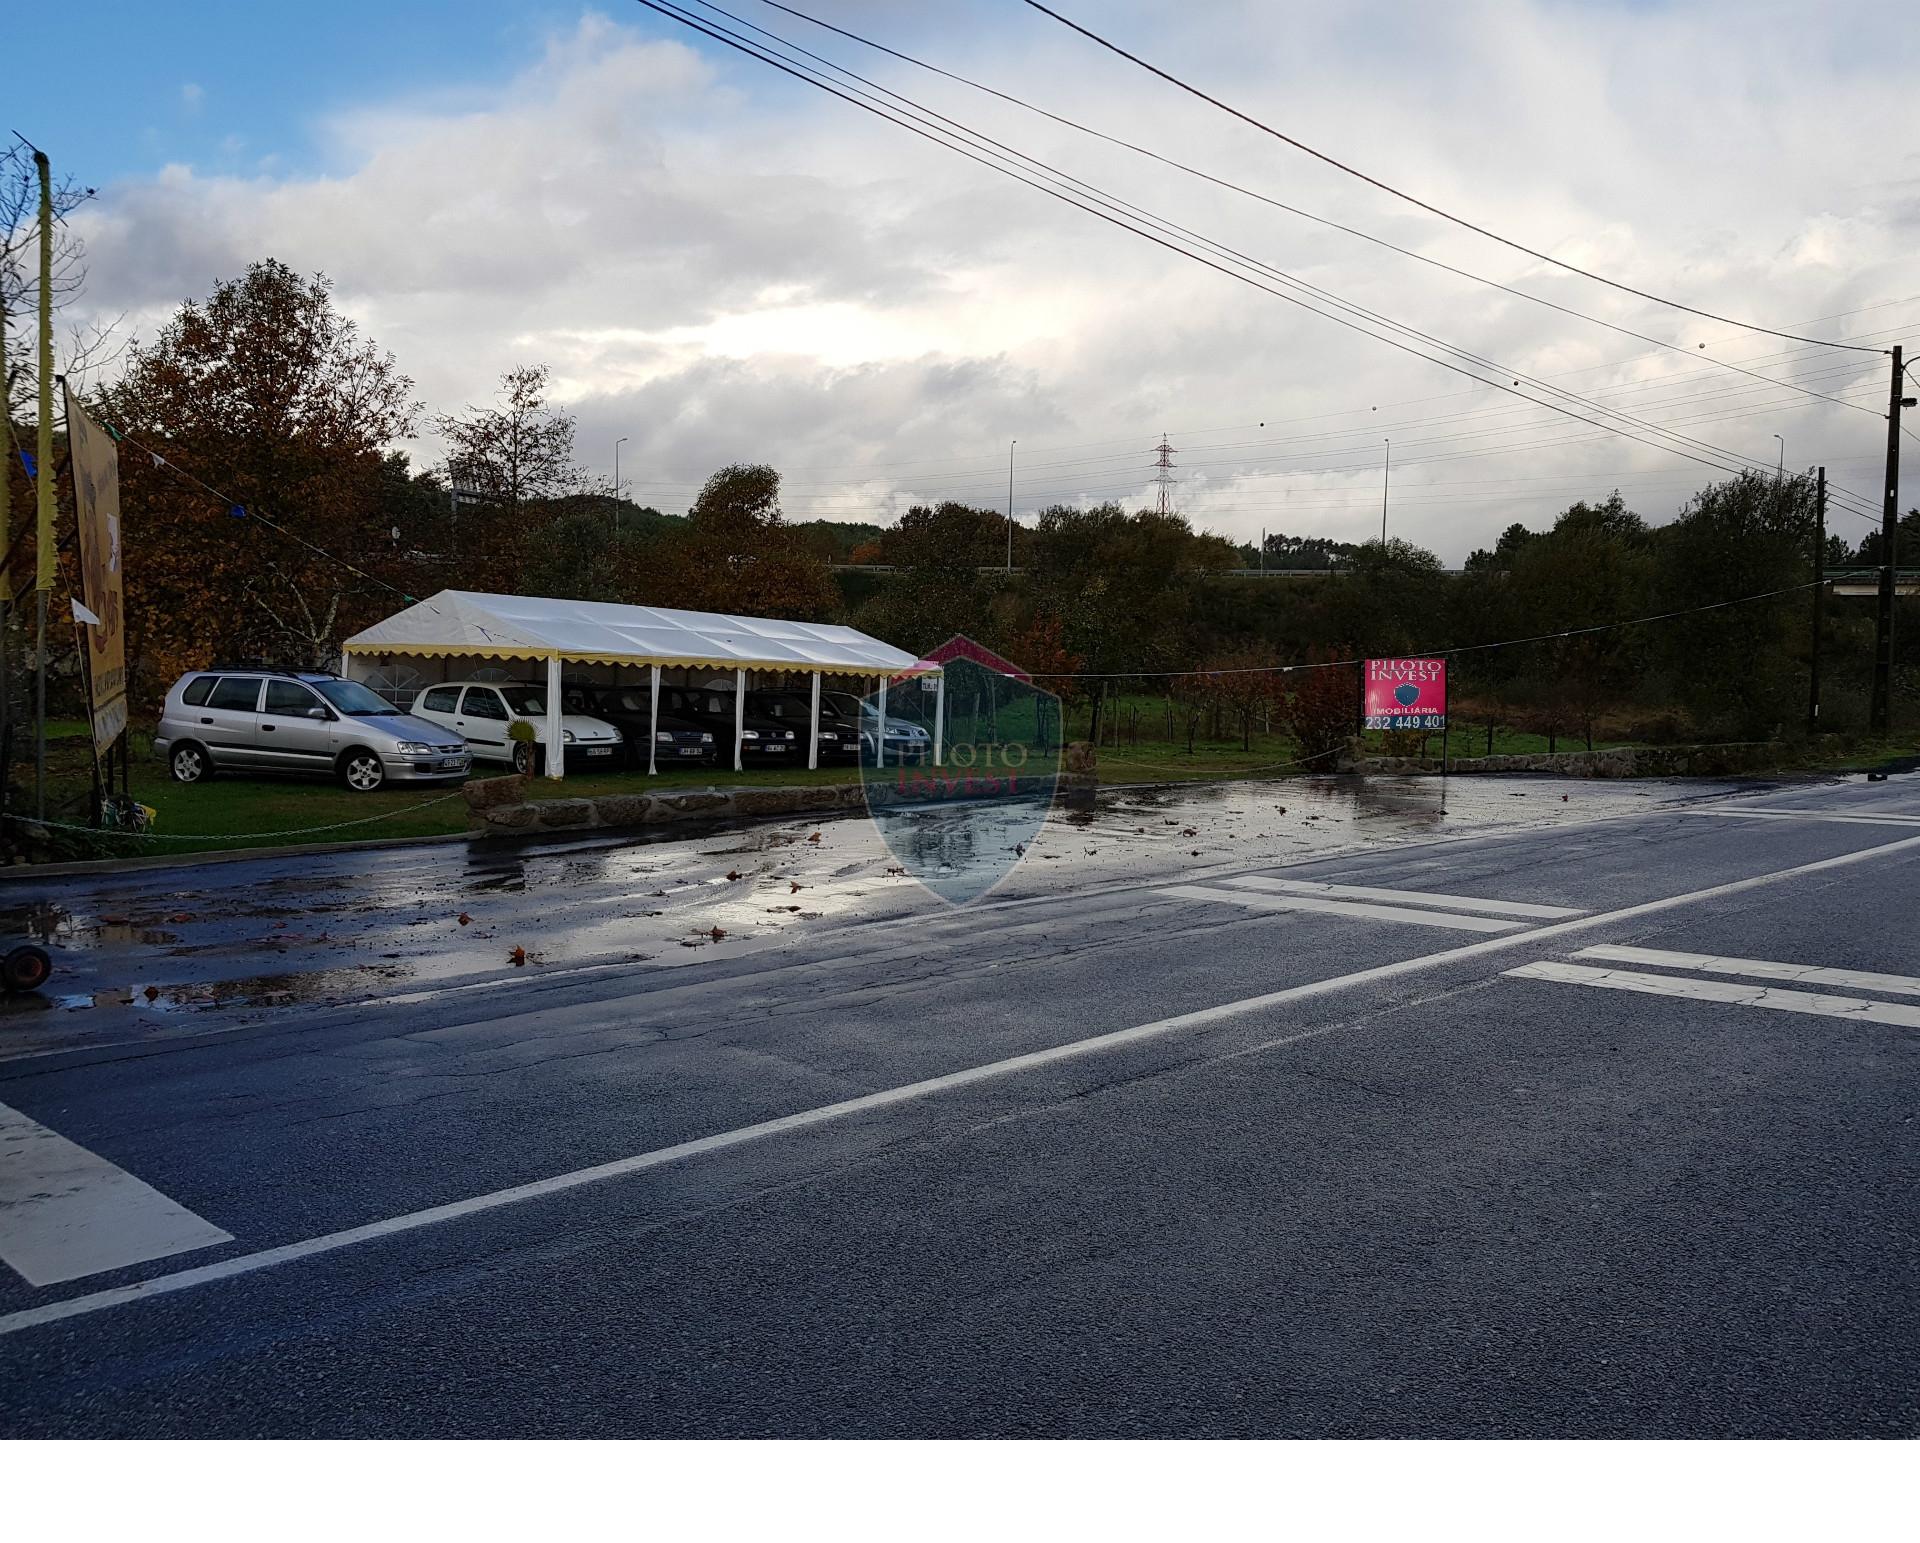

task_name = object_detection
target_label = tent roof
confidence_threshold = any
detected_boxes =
[342,590,922,675]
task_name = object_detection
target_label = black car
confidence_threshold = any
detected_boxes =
[661,684,802,763]
[746,688,861,762]
[564,683,718,768]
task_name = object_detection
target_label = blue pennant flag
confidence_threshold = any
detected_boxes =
[229,504,248,519]
[19,451,34,480]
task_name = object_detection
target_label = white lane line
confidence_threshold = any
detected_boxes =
[1504,960,1920,1030]
[1222,876,1584,920]
[1159,884,1525,933]
[7,828,1920,1338]
[1576,945,1920,999]
[0,1101,232,1287]
[1682,809,1920,828]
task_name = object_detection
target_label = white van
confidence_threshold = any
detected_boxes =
[410,680,622,775]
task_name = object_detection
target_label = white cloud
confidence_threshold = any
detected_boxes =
[180,82,203,111]
[69,3,1919,558]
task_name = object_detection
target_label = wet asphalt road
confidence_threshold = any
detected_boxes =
[0,771,1916,1437]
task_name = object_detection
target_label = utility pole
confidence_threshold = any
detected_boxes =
[0,283,10,779]
[1870,345,1912,735]
[1810,465,1825,735]
[612,435,628,536]
[33,150,53,824]
[1381,438,1391,543]
[1006,439,1016,571]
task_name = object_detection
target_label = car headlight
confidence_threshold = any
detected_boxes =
[784,730,796,740]
[700,732,714,744]
[819,731,837,741]
[562,729,576,743]
[395,741,433,754]
[741,729,761,740]
[655,731,674,744]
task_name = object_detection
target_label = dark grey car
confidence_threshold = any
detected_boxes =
[154,669,472,792]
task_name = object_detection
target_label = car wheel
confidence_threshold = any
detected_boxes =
[1,944,51,994]
[170,742,212,783]
[511,741,541,776]
[340,749,387,792]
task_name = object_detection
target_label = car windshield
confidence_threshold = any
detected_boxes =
[500,686,547,715]
[312,679,401,716]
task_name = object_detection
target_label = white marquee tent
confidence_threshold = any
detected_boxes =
[341,590,935,779]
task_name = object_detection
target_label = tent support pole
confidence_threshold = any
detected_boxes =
[877,673,889,770]
[649,663,660,776]
[544,655,564,780]
[808,670,820,771]
[933,669,945,767]
[734,667,745,773]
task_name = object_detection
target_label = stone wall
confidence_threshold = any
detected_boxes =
[1346,743,1780,779]
[462,773,869,836]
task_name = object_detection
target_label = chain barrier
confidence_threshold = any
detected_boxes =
[4,789,469,844]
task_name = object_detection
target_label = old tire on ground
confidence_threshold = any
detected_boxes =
[2,944,52,993]
[169,742,212,784]
[339,748,387,792]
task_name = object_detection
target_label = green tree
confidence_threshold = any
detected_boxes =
[1653,471,1818,739]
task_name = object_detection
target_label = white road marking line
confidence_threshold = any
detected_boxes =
[1159,884,1525,932]
[7,828,1920,1338]
[0,1101,232,1287]
[1576,945,1920,999]
[1681,809,1920,828]
[1503,960,1920,1030]
[1222,876,1584,919]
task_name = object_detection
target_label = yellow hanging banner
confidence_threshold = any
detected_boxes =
[64,386,127,752]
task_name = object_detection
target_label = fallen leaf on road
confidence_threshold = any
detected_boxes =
[168,913,192,924]
[709,926,727,941]
[790,881,804,893]
[807,831,822,843]
[509,946,527,966]
[142,985,159,1001]
[457,912,472,926]
[101,914,130,925]
[1181,828,1197,837]
[726,870,743,881]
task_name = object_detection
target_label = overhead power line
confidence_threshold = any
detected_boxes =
[734,0,1879,414]
[1021,577,1830,681]
[636,1,1875,519]
[1019,0,1885,356]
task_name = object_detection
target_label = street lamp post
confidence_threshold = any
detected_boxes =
[613,436,629,535]
[1773,434,1784,481]
[1381,438,1391,544]
[1007,439,1017,571]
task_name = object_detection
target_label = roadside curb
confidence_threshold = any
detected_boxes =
[0,828,477,881]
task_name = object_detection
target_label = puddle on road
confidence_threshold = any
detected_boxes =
[0,771,1758,1056]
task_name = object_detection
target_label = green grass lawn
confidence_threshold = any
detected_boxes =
[15,715,1918,864]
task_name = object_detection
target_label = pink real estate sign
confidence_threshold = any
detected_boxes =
[1364,657,1447,731]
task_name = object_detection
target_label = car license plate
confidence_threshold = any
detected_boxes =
[587,746,613,757]
[440,757,463,769]
[765,745,786,753]
[678,747,704,757]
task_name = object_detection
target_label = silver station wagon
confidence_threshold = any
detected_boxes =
[154,667,472,792]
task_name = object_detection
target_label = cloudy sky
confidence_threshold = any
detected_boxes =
[19,0,1918,560]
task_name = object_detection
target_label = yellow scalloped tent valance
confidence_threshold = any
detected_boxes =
[341,642,924,677]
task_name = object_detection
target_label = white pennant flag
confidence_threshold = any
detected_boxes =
[71,598,102,627]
